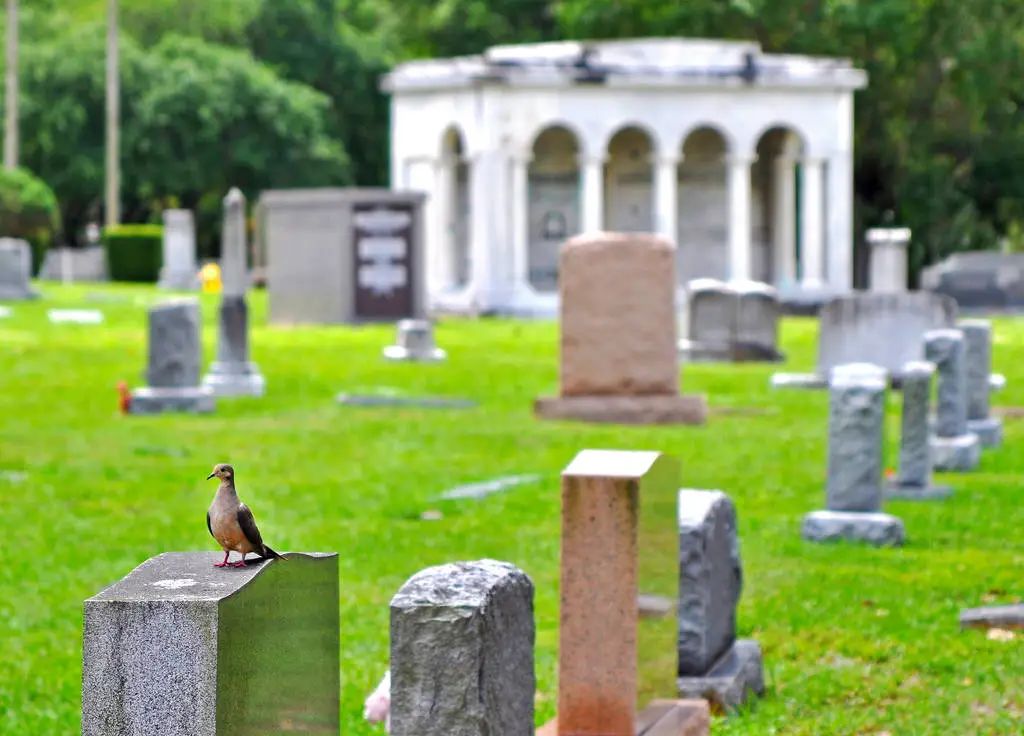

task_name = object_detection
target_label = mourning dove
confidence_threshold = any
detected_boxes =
[206,463,283,568]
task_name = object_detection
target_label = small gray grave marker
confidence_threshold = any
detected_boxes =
[960,320,1002,448]
[887,361,951,500]
[0,238,38,300]
[390,559,535,736]
[924,329,980,471]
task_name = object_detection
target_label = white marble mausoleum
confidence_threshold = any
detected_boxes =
[383,38,867,315]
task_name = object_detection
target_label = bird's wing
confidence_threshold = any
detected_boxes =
[206,511,214,539]
[236,503,265,550]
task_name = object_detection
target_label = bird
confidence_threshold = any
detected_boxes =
[206,463,283,568]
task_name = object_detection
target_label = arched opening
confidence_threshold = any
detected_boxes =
[438,126,470,290]
[528,126,580,292]
[677,126,729,284]
[754,127,805,286]
[604,127,653,232]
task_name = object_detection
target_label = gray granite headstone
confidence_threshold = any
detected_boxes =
[922,251,1024,309]
[0,237,38,300]
[158,209,198,290]
[683,278,782,362]
[924,329,980,471]
[82,552,339,736]
[202,189,265,397]
[866,227,910,294]
[817,293,957,377]
[826,371,886,512]
[383,319,446,361]
[734,281,780,357]
[803,366,905,545]
[39,246,108,282]
[960,320,1002,447]
[687,279,733,349]
[887,361,950,499]
[131,299,215,413]
[390,559,534,736]
[676,489,763,712]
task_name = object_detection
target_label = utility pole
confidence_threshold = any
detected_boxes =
[4,0,18,169]
[105,0,120,226]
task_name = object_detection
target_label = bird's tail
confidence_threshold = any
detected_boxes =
[261,545,285,560]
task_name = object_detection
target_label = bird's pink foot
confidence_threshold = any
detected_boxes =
[230,560,247,568]
[213,561,230,568]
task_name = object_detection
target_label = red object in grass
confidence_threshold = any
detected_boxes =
[884,467,896,478]
[117,381,132,415]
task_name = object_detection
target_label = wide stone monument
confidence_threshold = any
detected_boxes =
[0,238,38,300]
[261,188,426,324]
[390,560,534,735]
[922,250,1024,309]
[538,449,710,736]
[960,320,1002,447]
[534,233,707,425]
[802,366,905,546]
[383,318,446,361]
[680,279,783,362]
[866,227,910,293]
[924,329,981,471]
[886,361,951,500]
[158,209,198,290]
[39,246,108,282]
[130,299,215,414]
[202,189,265,397]
[676,490,764,712]
[82,552,339,736]
[772,292,957,389]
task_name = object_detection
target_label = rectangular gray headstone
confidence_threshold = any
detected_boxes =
[0,237,38,299]
[390,559,534,736]
[895,361,937,489]
[734,282,780,352]
[818,293,957,377]
[960,320,992,421]
[687,279,733,347]
[924,328,968,438]
[922,251,1024,309]
[677,490,741,676]
[146,299,202,388]
[82,552,339,736]
[826,370,886,511]
[159,210,198,290]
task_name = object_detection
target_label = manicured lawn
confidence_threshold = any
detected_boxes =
[1,283,1023,735]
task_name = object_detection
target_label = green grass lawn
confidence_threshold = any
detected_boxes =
[2,283,1023,735]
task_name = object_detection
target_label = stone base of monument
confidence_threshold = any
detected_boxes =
[967,417,1003,448]
[930,433,981,471]
[129,386,215,414]
[382,344,446,362]
[680,339,784,364]
[960,604,1024,630]
[82,551,339,736]
[677,639,765,713]
[534,394,707,425]
[0,283,39,300]
[770,372,827,390]
[884,480,952,501]
[538,699,710,736]
[202,362,266,397]
[157,269,198,290]
[801,510,905,546]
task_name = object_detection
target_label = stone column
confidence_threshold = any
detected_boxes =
[802,367,905,545]
[510,153,531,291]
[580,154,605,233]
[539,449,708,736]
[104,0,119,226]
[390,560,534,736]
[432,154,456,291]
[468,151,506,309]
[888,361,950,499]
[866,227,910,293]
[202,189,265,397]
[654,154,680,244]
[676,489,764,712]
[924,329,981,471]
[82,552,339,736]
[772,155,797,285]
[826,147,855,291]
[727,155,753,281]
[158,209,198,290]
[799,157,825,288]
[961,319,1003,447]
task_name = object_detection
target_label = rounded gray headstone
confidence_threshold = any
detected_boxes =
[826,368,886,512]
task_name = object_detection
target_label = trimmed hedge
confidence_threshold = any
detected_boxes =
[103,224,163,282]
[0,167,61,275]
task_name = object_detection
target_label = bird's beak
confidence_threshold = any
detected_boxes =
[206,472,215,480]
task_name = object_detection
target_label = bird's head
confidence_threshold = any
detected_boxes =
[207,463,234,481]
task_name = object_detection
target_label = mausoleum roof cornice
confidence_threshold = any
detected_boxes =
[382,37,867,93]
